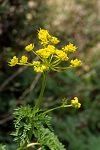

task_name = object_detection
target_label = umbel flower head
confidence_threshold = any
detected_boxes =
[9,29,82,73]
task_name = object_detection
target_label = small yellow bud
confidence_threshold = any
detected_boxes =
[34,65,48,73]
[32,61,41,66]
[47,45,55,54]
[9,56,18,67]
[51,36,60,45]
[71,97,81,108]
[25,43,34,52]
[62,43,77,53]
[32,60,48,73]
[34,66,43,72]
[38,29,51,45]
[55,50,69,61]
[36,49,51,59]
[70,59,81,67]
[19,56,28,64]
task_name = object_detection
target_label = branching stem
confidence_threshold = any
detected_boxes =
[43,104,72,114]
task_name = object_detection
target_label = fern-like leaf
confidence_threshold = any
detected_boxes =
[35,126,66,150]
[12,106,66,150]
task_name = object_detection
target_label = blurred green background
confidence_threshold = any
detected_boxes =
[0,0,100,149]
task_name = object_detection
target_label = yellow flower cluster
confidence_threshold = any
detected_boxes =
[55,50,69,61]
[9,29,81,73]
[51,36,60,45]
[38,29,60,45]
[71,97,81,108]
[36,45,55,59]
[70,59,81,67]
[25,43,34,52]
[62,43,77,53]
[38,29,51,45]
[9,56,18,67]
[32,61,48,72]
[9,55,28,66]
[19,56,28,64]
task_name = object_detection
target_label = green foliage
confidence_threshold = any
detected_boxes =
[36,126,65,150]
[0,144,8,150]
[12,106,37,148]
[12,106,65,150]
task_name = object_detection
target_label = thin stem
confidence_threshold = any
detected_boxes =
[51,58,60,65]
[32,50,42,61]
[17,63,34,66]
[35,72,47,109]
[27,142,40,148]
[43,104,72,114]
[49,54,53,63]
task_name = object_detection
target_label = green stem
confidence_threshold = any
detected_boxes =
[27,142,40,148]
[43,104,72,114]
[35,72,47,109]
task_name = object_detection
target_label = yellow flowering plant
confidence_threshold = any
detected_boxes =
[9,29,82,150]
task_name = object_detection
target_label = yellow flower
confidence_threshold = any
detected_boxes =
[25,43,34,52]
[47,45,55,54]
[9,56,18,66]
[71,97,81,108]
[36,45,55,59]
[38,29,51,45]
[36,49,51,59]
[55,50,69,61]
[70,59,81,67]
[62,43,77,53]
[32,61,41,66]
[51,36,60,45]
[34,65,48,73]
[32,61,48,72]
[19,56,28,64]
